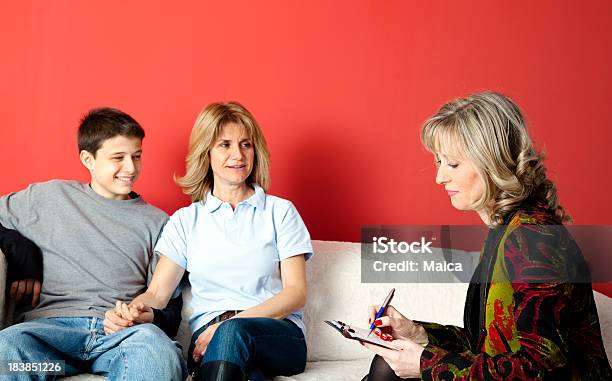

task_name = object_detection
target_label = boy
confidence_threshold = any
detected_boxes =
[0,108,186,380]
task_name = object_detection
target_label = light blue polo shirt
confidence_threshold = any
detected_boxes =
[154,184,313,334]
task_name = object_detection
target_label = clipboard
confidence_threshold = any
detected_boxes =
[324,320,397,350]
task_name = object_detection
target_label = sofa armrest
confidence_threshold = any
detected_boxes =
[0,248,7,328]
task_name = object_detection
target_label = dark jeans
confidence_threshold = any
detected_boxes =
[188,317,306,381]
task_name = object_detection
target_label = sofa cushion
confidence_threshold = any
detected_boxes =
[304,241,468,361]
[594,290,612,363]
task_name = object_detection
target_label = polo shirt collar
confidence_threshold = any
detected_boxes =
[203,184,266,213]
[246,184,266,209]
[203,192,223,213]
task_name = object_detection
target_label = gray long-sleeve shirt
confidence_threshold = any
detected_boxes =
[0,180,168,321]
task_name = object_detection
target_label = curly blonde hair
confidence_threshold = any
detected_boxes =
[175,102,270,202]
[421,91,571,225]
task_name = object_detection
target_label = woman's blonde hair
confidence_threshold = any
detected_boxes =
[421,91,571,225]
[175,101,270,202]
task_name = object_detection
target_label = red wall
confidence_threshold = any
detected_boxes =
[1,1,611,293]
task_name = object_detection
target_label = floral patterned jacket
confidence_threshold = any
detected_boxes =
[419,207,611,380]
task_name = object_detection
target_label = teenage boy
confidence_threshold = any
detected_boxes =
[0,108,186,380]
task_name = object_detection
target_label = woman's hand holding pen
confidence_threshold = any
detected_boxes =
[367,304,428,346]
[364,304,427,378]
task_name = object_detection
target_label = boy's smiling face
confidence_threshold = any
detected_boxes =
[80,135,142,200]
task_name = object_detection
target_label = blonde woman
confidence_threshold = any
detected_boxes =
[125,102,312,381]
[361,92,611,380]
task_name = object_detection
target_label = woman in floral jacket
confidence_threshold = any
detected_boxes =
[362,92,611,380]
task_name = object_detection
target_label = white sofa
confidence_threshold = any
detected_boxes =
[2,241,611,380]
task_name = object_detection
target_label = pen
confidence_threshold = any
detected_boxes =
[368,288,395,337]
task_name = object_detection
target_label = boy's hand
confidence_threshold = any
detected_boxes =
[10,279,41,307]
